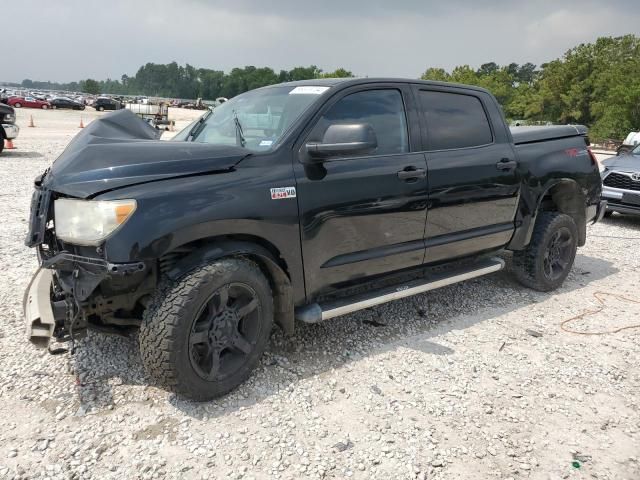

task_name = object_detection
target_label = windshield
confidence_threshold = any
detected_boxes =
[186,85,329,152]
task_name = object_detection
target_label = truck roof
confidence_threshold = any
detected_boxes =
[272,78,493,95]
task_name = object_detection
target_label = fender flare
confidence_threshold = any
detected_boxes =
[166,240,295,335]
[510,178,586,249]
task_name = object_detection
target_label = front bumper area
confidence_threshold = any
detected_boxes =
[2,123,19,139]
[23,253,149,348]
[602,185,640,216]
[23,269,59,348]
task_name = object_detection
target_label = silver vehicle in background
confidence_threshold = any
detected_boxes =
[601,144,640,216]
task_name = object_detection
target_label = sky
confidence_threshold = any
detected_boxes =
[3,0,639,83]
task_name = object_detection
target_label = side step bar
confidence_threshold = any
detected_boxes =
[295,257,505,324]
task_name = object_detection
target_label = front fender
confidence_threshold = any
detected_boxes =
[96,160,304,304]
[167,240,295,335]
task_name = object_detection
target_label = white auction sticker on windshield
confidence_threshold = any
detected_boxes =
[289,86,330,95]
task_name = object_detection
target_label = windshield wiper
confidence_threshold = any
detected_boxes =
[187,109,213,141]
[233,110,246,148]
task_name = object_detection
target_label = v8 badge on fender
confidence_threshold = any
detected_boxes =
[270,187,297,200]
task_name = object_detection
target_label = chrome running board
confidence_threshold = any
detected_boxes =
[295,257,505,323]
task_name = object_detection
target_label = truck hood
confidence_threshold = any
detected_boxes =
[44,109,250,198]
[601,153,640,171]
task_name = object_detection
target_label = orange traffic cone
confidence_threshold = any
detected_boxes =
[4,139,16,150]
[28,115,35,127]
[79,117,84,129]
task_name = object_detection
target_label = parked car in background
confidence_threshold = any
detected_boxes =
[50,98,86,110]
[0,103,19,154]
[601,144,640,216]
[8,96,51,109]
[616,131,640,155]
[93,97,121,111]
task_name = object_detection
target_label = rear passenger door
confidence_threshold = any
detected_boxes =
[414,86,519,263]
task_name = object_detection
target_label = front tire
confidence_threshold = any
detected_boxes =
[139,257,273,400]
[512,212,578,292]
[97,106,104,111]
[41,104,48,109]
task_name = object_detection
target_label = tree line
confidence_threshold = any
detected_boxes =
[10,34,640,141]
[17,65,353,101]
[421,35,639,141]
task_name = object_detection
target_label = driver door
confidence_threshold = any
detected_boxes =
[293,85,428,299]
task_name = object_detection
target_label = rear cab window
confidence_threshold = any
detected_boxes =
[418,90,493,150]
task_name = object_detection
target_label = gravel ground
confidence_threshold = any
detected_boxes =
[0,109,639,480]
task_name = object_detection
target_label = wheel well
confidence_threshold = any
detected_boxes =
[538,181,586,246]
[159,234,295,334]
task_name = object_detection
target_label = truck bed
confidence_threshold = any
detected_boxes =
[510,125,588,145]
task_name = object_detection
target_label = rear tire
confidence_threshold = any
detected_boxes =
[41,104,48,110]
[139,257,273,400]
[97,106,104,111]
[512,212,578,292]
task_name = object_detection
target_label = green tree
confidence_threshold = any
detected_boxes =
[420,68,450,82]
[320,68,354,78]
[81,78,100,95]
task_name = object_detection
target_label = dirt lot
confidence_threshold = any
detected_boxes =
[0,108,639,480]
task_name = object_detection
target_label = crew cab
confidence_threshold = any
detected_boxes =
[0,102,19,154]
[23,78,605,400]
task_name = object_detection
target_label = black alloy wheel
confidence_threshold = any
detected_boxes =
[542,227,573,281]
[188,282,261,381]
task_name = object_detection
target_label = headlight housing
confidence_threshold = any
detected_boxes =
[54,199,136,246]
[4,113,16,123]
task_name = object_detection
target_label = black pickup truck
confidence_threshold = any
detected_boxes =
[23,78,605,400]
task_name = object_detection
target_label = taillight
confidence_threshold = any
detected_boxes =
[587,147,598,167]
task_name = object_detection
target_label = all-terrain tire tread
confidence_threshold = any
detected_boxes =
[139,258,272,400]
[512,212,577,292]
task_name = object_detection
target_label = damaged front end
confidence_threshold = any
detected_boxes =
[23,177,154,349]
[23,109,248,350]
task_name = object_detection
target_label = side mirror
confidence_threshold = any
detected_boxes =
[305,123,377,160]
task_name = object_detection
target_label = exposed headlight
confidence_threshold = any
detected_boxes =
[4,113,15,123]
[54,199,136,246]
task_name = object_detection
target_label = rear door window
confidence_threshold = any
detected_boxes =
[419,90,493,150]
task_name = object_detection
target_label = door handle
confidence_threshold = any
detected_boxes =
[397,167,427,180]
[496,158,518,171]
